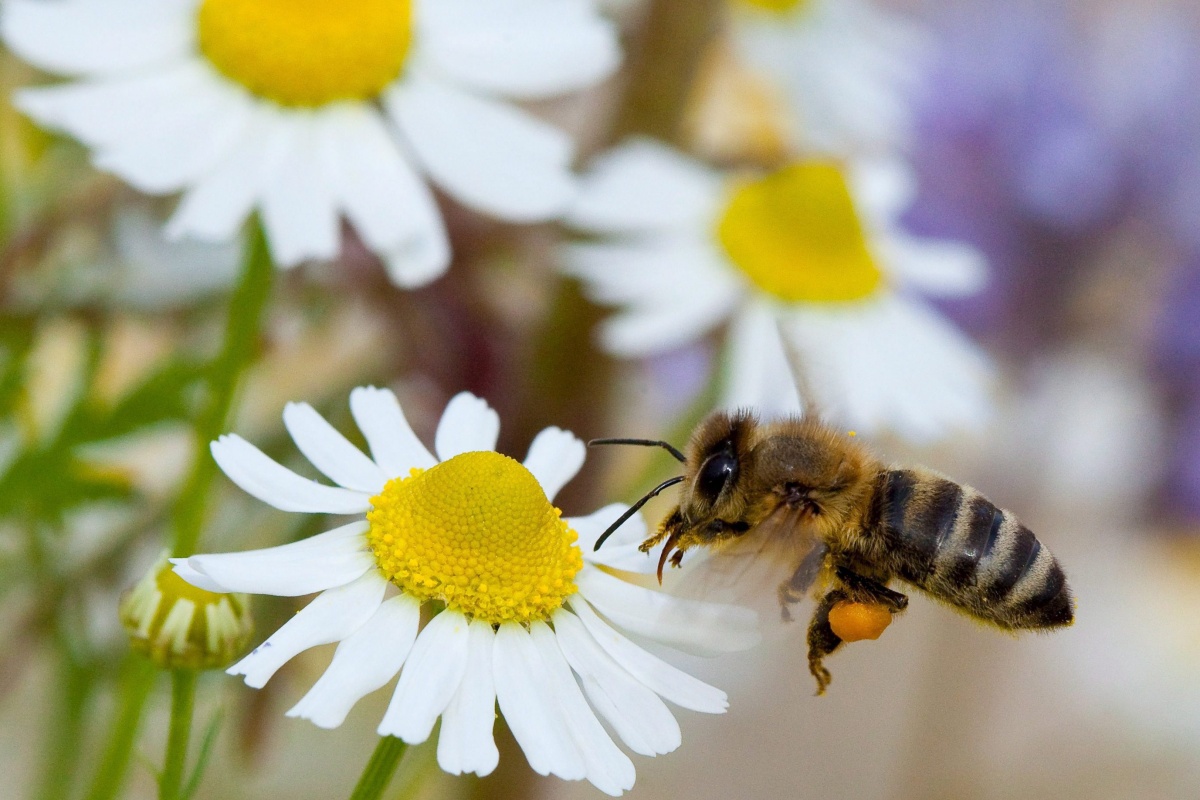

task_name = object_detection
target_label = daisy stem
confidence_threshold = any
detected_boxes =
[158,218,273,800]
[159,669,197,800]
[348,736,409,800]
[609,0,724,141]
[171,216,274,559]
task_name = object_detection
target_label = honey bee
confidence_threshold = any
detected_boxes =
[591,411,1075,694]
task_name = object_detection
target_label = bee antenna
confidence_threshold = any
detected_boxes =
[588,438,686,464]
[592,475,685,551]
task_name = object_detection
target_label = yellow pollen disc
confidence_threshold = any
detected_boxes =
[716,162,883,303]
[366,451,584,625]
[739,0,811,14]
[197,0,413,107]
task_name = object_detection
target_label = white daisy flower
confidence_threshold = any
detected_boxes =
[172,387,758,796]
[731,0,930,155]
[564,139,992,443]
[2,0,620,287]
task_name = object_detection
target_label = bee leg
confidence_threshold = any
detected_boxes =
[806,590,847,695]
[777,545,829,622]
[835,567,908,613]
[637,509,681,554]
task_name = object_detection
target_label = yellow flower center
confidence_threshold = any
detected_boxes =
[739,0,811,14]
[716,162,883,303]
[196,0,413,107]
[366,452,584,625]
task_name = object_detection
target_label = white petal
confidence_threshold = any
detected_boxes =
[523,427,584,502]
[577,567,760,656]
[562,236,735,307]
[567,596,728,714]
[378,610,471,743]
[553,609,680,757]
[566,138,724,235]
[563,237,743,357]
[722,303,803,419]
[572,504,655,574]
[210,434,372,514]
[492,623,586,780]
[260,113,341,266]
[314,105,451,288]
[227,570,387,689]
[88,70,253,194]
[348,386,437,477]
[783,294,992,442]
[878,236,988,297]
[848,157,918,227]
[286,595,421,729]
[166,105,295,243]
[599,287,740,358]
[283,402,388,493]
[177,521,372,597]
[734,5,926,154]
[529,622,635,796]
[387,74,575,222]
[15,61,223,149]
[2,0,193,77]
[419,0,620,99]
[381,241,451,289]
[435,393,500,460]
[437,620,500,777]
[168,560,226,593]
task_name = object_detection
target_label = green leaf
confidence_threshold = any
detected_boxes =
[78,357,207,442]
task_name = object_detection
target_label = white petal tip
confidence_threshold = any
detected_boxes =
[170,560,228,593]
[286,706,345,729]
[384,248,451,289]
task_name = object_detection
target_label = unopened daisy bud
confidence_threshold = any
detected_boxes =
[120,553,252,671]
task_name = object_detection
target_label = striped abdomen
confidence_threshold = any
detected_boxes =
[866,469,1073,629]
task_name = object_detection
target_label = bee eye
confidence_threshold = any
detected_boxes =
[698,452,738,500]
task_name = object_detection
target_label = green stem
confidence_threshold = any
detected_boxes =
[157,218,273,800]
[159,670,197,800]
[349,737,408,800]
[387,739,438,800]
[171,217,274,559]
[84,655,157,800]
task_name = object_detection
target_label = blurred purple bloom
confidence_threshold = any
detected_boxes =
[1154,258,1200,389]
[905,0,1200,345]
[1165,396,1200,521]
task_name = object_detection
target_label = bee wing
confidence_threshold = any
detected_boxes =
[664,507,825,623]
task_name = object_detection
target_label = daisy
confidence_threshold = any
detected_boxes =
[2,0,620,287]
[172,387,759,796]
[564,139,992,443]
[730,0,930,156]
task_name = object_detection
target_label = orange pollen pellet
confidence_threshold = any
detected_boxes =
[828,601,893,642]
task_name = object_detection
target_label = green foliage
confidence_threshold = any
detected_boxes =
[0,314,207,525]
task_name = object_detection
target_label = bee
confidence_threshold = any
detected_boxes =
[591,411,1075,694]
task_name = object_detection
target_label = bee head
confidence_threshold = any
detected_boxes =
[589,410,871,583]
[678,409,757,527]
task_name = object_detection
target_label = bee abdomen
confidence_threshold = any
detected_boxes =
[870,470,1073,630]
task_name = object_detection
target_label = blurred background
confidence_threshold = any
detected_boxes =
[3,0,1200,798]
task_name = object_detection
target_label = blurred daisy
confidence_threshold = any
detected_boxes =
[564,139,991,442]
[731,0,929,155]
[2,0,619,287]
[173,388,758,795]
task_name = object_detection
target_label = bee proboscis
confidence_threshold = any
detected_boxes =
[592,412,1075,694]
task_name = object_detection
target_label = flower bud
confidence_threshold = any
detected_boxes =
[120,552,252,670]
